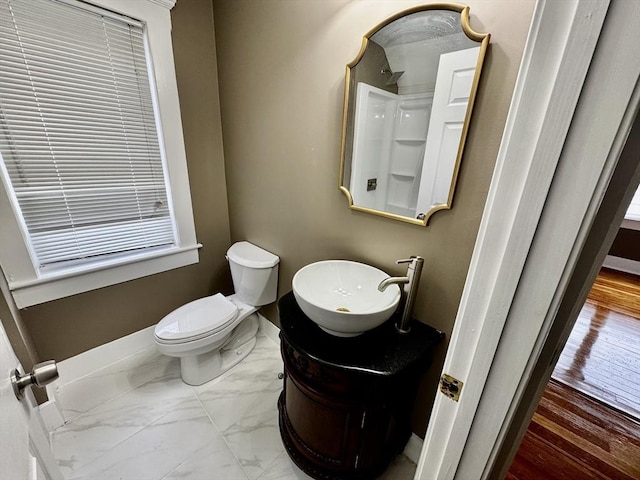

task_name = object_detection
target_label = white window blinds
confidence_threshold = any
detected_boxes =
[0,0,176,271]
[625,187,640,222]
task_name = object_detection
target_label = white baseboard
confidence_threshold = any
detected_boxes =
[47,325,156,395]
[44,325,157,428]
[602,255,640,275]
[403,433,423,464]
[39,399,65,432]
[258,313,280,345]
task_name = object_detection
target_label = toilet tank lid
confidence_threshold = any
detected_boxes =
[227,241,279,268]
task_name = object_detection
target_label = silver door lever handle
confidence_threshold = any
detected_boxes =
[11,360,59,400]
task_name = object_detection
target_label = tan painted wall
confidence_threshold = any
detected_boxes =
[0,271,47,403]
[213,0,535,435]
[19,0,233,362]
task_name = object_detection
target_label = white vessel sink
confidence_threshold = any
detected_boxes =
[292,260,401,337]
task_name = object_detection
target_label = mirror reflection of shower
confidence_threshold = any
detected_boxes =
[340,6,490,225]
[381,68,405,85]
[350,46,479,218]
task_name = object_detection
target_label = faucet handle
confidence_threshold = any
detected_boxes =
[396,256,423,265]
[396,257,415,264]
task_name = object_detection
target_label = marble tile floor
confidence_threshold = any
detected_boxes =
[50,328,417,480]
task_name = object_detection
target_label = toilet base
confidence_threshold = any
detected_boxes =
[179,314,259,386]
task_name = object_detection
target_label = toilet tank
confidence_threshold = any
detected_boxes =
[226,242,280,306]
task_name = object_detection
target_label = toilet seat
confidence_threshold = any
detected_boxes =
[154,293,239,344]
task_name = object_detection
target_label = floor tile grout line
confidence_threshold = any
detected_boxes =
[55,379,203,478]
[55,351,178,426]
[190,335,279,478]
[254,451,290,480]
[54,368,180,429]
[254,326,294,480]
[192,386,253,480]
[188,335,286,480]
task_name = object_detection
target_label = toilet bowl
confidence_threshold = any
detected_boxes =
[154,242,279,386]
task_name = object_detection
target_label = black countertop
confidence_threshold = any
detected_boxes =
[277,291,444,377]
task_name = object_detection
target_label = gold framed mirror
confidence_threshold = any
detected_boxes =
[339,4,489,226]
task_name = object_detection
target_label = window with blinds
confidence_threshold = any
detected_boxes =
[625,187,640,222]
[0,0,176,272]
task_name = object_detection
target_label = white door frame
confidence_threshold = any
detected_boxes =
[416,0,640,478]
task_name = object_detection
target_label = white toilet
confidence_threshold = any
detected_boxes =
[154,241,280,386]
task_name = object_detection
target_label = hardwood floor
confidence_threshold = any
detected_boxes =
[506,381,640,480]
[507,269,640,479]
[553,269,640,418]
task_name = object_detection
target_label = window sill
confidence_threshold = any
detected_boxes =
[9,244,201,309]
[621,218,640,231]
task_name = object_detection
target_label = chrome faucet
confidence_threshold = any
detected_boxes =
[378,256,424,333]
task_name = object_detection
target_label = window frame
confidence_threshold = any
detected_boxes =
[622,185,640,230]
[0,0,200,308]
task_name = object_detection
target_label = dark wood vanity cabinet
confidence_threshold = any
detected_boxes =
[277,292,444,480]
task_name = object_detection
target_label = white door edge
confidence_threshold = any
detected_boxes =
[415,0,616,479]
[29,392,65,480]
[0,325,63,480]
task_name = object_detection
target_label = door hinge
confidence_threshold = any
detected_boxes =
[440,374,463,402]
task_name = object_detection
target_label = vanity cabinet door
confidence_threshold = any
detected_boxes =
[283,373,362,470]
[279,340,409,478]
